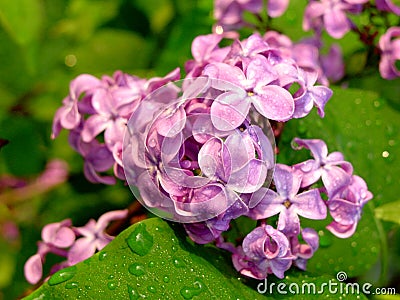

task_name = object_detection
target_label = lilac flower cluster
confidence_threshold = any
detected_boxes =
[38,1,381,284]
[214,0,400,80]
[52,69,180,184]
[214,0,289,32]
[24,209,127,285]
[212,138,372,280]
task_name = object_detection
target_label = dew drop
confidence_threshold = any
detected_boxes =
[65,282,78,289]
[148,261,155,268]
[163,275,170,283]
[147,286,157,293]
[127,285,140,300]
[99,252,108,261]
[126,223,154,256]
[108,281,117,290]
[172,245,178,252]
[172,257,186,268]
[108,274,115,280]
[48,265,77,286]
[128,263,146,276]
[180,279,205,299]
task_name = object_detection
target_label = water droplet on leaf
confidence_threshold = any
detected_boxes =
[172,257,186,268]
[108,281,118,290]
[99,252,108,261]
[128,263,146,276]
[126,223,154,256]
[48,265,77,286]
[127,285,140,300]
[180,279,205,299]
[65,282,78,289]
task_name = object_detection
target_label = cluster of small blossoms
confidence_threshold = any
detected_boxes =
[227,138,372,279]
[24,209,127,285]
[214,1,400,80]
[51,68,180,184]
[42,5,376,284]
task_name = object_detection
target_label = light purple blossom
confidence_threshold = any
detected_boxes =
[214,0,263,31]
[68,209,128,264]
[293,69,333,118]
[292,138,353,197]
[267,0,290,17]
[24,210,128,284]
[378,27,400,79]
[204,57,294,129]
[232,224,294,279]
[376,0,400,15]
[320,44,345,83]
[185,34,230,78]
[52,74,101,138]
[303,0,368,39]
[290,227,319,270]
[24,219,75,284]
[246,164,327,236]
[326,175,373,238]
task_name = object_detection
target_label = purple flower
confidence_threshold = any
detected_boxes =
[52,74,101,138]
[224,33,270,67]
[214,0,263,31]
[292,138,353,197]
[246,164,326,236]
[290,227,319,270]
[326,175,373,238]
[185,34,230,78]
[320,44,345,83]
[68,209,128,264]
[204,57,294,130]
[376,0,400,15]
[184,198,249,244]
[198,131,269,194]
[293,69,333,118]
[267,0,290,17]
[24,219,75,284]
[232,224,294,279]
[303,0,367,39]
[69,129,116,185]
[378,27,400,80]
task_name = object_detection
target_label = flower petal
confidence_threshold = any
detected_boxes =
[211,91,250,131]
[68,237,97,265]
[293,189,327,220]
[252,85,294,121]
[24,254,43,285]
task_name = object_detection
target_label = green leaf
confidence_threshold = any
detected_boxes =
[375,201,400,225]
[71,29,152,73]
[0,0,42,46]
[22,218,367,299]
[54,0,120,41]
[0,115,46,176]
[23,218,260,299]
[133,0,174,34]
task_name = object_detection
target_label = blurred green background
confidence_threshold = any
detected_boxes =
[0,0,399,299]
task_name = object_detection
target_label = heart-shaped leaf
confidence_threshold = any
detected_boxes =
[23,218,367,299]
